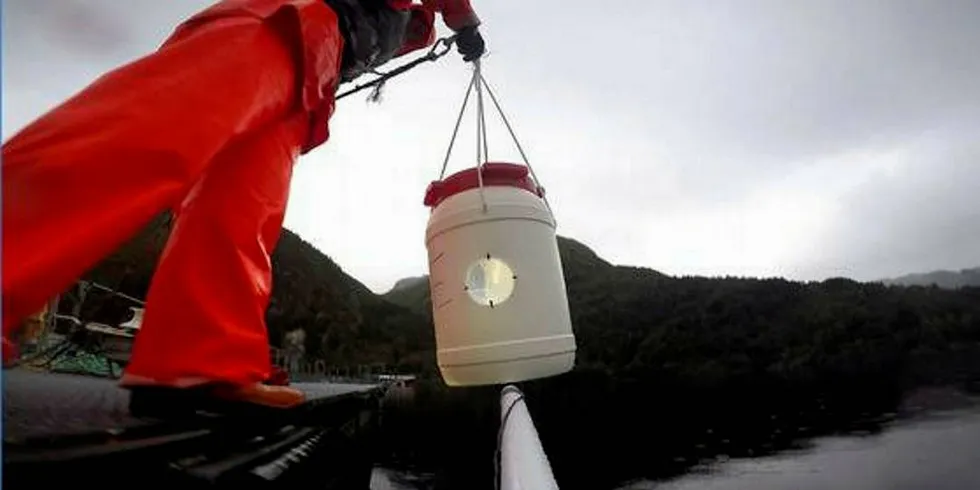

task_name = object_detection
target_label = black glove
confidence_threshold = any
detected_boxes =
[455,25,485,62]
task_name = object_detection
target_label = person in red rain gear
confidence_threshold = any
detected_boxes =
[1,0,485,410]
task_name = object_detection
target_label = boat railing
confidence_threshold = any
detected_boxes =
[498,385,560,490]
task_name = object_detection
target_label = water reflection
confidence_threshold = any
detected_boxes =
[621,408,980,490]
[374,383,980,490]
[371,468,427,490]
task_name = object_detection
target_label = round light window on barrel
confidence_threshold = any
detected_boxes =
[464,256,516,307]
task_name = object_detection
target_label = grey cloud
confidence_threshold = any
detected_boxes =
[484,1,980,186]
[10,2,132,55]
[807,128,980,280]
[478,0,980,279]
[3,0,978,288]
[3,0,208,134]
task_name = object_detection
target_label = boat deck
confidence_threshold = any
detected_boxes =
[3,369,383,489]
[3,369,376,441]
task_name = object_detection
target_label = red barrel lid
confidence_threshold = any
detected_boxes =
[424,162,544,208]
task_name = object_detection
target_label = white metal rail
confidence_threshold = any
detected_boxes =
[497,385,560,490]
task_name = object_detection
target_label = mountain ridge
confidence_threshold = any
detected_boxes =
[880,267,980,289]
[70,212,980,490]
[373,233,980,489]
[381,235,632,312]
[81,213,434,370]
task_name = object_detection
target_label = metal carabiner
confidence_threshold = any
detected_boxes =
[428,36,457,60]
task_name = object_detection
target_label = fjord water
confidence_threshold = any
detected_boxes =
[620,406,980,490]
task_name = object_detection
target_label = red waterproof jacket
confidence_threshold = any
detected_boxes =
[181,0,478,152]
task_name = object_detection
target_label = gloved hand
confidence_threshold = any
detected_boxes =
[455,25,485,62]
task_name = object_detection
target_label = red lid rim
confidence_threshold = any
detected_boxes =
[423,162,543,208]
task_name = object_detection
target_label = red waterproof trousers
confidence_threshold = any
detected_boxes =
[2,0,344,386]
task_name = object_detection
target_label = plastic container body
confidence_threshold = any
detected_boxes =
[424,165,576,386]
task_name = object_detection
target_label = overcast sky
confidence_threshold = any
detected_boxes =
[4,0,979,293]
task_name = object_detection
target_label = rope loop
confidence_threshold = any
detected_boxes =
[336,35,458,101]
[436,63,555,219]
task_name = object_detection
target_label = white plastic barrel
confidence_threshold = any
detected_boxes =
[423,162,576,386]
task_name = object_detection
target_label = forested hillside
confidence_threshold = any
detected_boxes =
[77,215,980,490]
[80,213,433,371]
[379,237,980,490]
